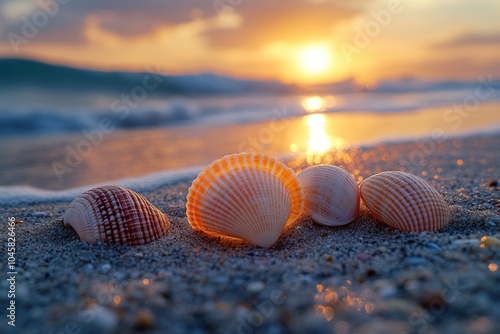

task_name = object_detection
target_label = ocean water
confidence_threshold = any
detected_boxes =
[1,59,500,203]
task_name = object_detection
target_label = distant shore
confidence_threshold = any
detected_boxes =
[1,133,499,333]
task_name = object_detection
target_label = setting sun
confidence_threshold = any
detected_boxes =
[297,45,331,74]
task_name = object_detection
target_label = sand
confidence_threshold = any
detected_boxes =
[1,133,499,334]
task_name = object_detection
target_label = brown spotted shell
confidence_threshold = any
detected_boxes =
[186,153,304,248]
[360,171,450,231]
[64,185,169,245]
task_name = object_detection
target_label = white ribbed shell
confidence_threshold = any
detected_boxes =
[64,185,169,245]
[360,171,450,231]
[297,165,359,226]
[186,153,304,248]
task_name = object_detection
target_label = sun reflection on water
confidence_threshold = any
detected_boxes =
[302,96,325,112]
[289,96,346,164]
[304,113,344,159]
[306,114,331,154]
[301,95,336,113]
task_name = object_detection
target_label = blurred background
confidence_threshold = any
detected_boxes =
[0,0,499,190]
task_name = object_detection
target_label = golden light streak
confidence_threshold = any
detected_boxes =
[306,114,331,154]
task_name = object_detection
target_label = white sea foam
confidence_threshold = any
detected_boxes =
[0,166,203,206]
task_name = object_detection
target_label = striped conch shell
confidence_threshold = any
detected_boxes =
[64,185,169,245]
[360,171,450,231]
[297,165,359,226]
[186,153,304,248]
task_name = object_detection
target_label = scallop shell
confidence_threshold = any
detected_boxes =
[186,153,304,248]
[359,171,450,231]
[64,185,169,245]
[297,165,359,226]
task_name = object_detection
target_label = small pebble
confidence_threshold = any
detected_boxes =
[377,246,387,253]
[379,285,398,299]
[425,242,442,251]
[83,263,94,273]
[157,270,173,280]
[487,221,496,227]
[487,179,498,187]
[405,257,426,265]
[113,271,126,281]
[418,291,445,309]
[247,281,265,293]
[134,309,155,329]
[32,212,48,217]
[93,307,118,333]
[357,252,371,262]
[134,252,144,258]
[100,263,112,273]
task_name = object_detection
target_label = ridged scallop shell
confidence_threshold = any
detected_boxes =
[359,171,450,231]
[64,185,169,245]
[186,153,304,248]
[297,165,359,226]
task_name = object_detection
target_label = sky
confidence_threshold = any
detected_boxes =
[0,0,499,85]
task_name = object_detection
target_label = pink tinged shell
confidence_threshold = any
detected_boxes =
[297,165,359,226]
[64,185,170,245]
[186,153,304,248]
[359,171,450,232]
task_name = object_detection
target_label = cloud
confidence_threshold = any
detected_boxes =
[411,56,500,80]
[0,0,368,49]
[202,0,365,49]
[0,0,213,45]
[432,32,500,48]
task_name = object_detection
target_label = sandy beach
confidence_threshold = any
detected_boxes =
[1,133,499,334]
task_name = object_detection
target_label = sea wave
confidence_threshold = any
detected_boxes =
[0,166,203,206]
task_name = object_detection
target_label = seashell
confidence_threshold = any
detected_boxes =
[297,165,359,226]
[359,171,450,232]
[64,185,169,245]
[186,153,304,248]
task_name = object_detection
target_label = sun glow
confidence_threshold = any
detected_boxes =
[302,96,325,112]
[297,45,331,74]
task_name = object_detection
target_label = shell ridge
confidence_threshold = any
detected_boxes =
[191,155,276,241]
[401,175,440,231]
[298,165,358,226]
[186,152,303,247]
[192,164,251,234]
[362,177,408,230]
[384,175,420,231]
[130,189,158,244]
[400,174,432,230]
[379,174,424,231]
[64,185,169,245]
[360,171,450,232]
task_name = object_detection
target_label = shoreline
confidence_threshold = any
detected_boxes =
[1,130,499,206]
[1,133,499,333]
[1,101,500,191]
